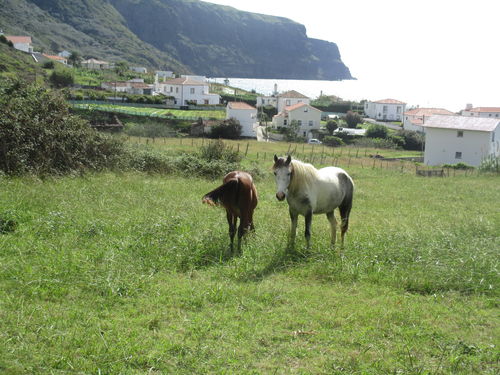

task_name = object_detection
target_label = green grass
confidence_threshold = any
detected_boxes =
[72,103,226,120]
[0,162,498,373]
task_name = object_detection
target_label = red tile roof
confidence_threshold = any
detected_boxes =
[285,102,320,112]
[164,77,206,86]
[374,98,406,104]
[466,107,500,113]
[404,108,455,116]
[42,54,67,62]
[5,36,32,44]
[228,102,255,110]
[278,90,309,99]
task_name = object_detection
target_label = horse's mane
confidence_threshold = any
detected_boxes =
[289,159,319,193]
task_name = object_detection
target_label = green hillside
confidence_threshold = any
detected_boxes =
[0,0,353,80]
[0,39,45,82]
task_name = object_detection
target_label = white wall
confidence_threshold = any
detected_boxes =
[424,128,494,166]
[226,108,257,138]
[365,102,405,121]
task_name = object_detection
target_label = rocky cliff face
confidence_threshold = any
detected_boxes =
[1,0,353,80]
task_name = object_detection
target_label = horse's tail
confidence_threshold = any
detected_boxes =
[202,178,239,206]
[338,172,354,236]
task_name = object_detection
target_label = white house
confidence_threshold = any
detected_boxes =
[157,77,220,106]
[5,36,33,53]
[364,99,406,121]
[81,58,112,70]
[460,105,500,119]
[42,54,68,65]
[101,79,154,95]
[131,66,148,74]
[422,115,500,167]
[403,107,456,132]
[272,103,322,140]
[226,102,258,138]
[155,70,174,80]
[257,90,310,113]
[58,50,71,58]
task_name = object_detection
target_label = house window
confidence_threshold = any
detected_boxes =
[286,100,291,106]
[455,152,462,159]
[176,87,179,93]
[190,88,195,94]
[397,106,401,114]
[457,130,463,137]
[304,107,308,112]
[297,120,302,127]
[383,106,388,113]
[284,119,287,126]
[309,120,313,126]
[170,87,173,93]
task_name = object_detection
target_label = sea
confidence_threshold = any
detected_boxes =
[208,77,495,113]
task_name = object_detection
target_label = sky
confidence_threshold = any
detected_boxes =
[201,0,499,112]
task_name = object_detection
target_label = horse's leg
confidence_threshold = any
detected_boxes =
[237,216,247,254]
[226,211,236,252]
[288,208,298,248]
[326,211,337,246]
[304,210,313,248]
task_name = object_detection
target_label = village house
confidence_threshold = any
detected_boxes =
[42,53,68,65]
[81,58,112,70]
[364,99,406,121]
[58,50,72,58]
[155,70,174,80]
[403,107,456,132]
[422,115,500,167]
[131,66,148,74]
[460,104,500,119]
[272,102,322,140]
[256,90,311,113]
[157,77,220,106]
[5,36,33,53]
[226,102,258,138]
[101,79,154,95]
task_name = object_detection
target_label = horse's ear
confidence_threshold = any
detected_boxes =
[285,155,292,165]
[274,154,278,163]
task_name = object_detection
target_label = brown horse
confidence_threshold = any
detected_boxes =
[202,171,258,253]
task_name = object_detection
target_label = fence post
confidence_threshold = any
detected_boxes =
[245,142,249,156]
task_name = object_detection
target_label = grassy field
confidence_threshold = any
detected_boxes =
[71,103,226,121]
[0,144,498,373]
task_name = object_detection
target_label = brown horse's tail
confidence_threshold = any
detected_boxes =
[202,178,239,206]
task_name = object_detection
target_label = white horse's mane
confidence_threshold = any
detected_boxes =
[289,159,319,193]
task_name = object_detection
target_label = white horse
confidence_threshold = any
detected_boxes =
[273,155,354,248]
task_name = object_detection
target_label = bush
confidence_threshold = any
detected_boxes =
[478,155,500,173]
[344,110,362,128]
[0,80,125,175]
[352,137,400,149]
[366,124,389,138]
[395,130,425,151]
[322,136,345,147]
[49,69,74,87]
[209,118,242,139]
[199,139,242,163]
[42,61,55,69]
[442,162,474,170]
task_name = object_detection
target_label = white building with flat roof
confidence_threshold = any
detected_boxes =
[226,102,258,138]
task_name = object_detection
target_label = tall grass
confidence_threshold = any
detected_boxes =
[0,168,498,373]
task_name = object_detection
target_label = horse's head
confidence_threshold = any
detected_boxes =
[273,154,292,201]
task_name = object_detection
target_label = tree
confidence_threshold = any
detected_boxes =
[326,120,338,135]
[344,110,362,128]
[68,51,82,67]
[114,61,129,76]
[366,124,389,139]
[49,69,74,88]
[210,118,242,139]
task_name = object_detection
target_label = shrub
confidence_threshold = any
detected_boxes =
[325,120,338,135]
[344,110,362,128]
[0,80,125,175]
[352,137,400,149]
[42,61,55,69]
[366,124,389,138]
[396,129,425,151]
[322,136,345,147]
[209,118,242,139]
[199,139,241,163]
[478,155,500,173]
[442,162,474,170]
[49,69,74,87]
